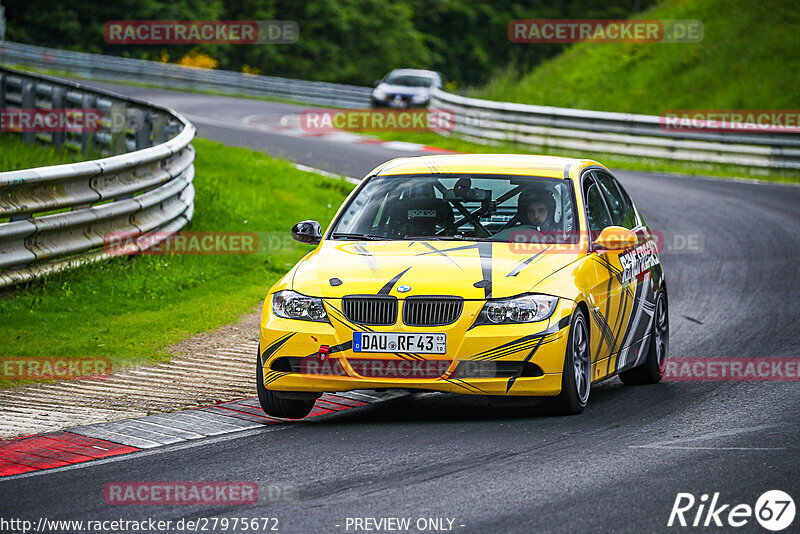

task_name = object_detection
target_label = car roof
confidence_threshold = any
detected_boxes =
[369,154,606,180]
[387,69,440,79]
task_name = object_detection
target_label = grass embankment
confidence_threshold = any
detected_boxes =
[0,137,353,388]
[473,0,800,112]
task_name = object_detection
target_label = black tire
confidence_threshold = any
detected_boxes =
[256,349,316,419]
[619,289,669,385]
[547,307,591,415]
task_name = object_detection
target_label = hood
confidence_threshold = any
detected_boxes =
[290,240,581,300]
[376,83,431,97]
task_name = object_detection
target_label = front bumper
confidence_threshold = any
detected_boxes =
[370,96,429,108]
[259,298,573,397]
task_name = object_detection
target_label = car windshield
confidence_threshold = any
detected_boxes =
[329,174,579,243]
[383,74,434,87]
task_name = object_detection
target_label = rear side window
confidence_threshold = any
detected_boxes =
[594,171,637,229]
[593,171,626,228]
[614,180,639,229]
[583,178,612,236]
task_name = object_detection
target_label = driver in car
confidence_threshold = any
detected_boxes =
[493,191,558,241]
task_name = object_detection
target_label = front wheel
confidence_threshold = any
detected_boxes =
[620,289,669,385]
[256,349,317,419]
[547,307,591,415]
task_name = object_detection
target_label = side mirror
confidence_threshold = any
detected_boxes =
[291,220,322,245]
[594,226,637,251]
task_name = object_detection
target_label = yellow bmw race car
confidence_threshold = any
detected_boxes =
[257,154,668,418]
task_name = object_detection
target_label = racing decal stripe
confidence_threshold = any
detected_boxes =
[326,304,370,332]
[417,243,479,255]
[260,333,296,366]
[418,242,465,270]
[444,378,487,394]
[588,308,616,376]
[477,242,493,299]
[378,267,412,295]
[351,243,381,278]
[475,340,542,362]
[615,274,648,371]
[506,246,551,278]
[615,277,644,370]
[471,326,565,362]
[618,276,656,370]
[263,370,289,387]
[475,333,562,362]
[505,328,549,392]
[471,332,542,361]
[453,378,489,394]
[608,276,631,354]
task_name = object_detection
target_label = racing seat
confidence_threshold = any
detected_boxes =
[386,196,455,237]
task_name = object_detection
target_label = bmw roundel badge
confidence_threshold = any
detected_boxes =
[397,285,412,293]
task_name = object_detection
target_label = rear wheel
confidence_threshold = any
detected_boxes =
[256,348,317,419]
[620,289,669,385]
[547,308,591,415]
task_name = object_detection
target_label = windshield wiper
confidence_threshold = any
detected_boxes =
[404,235,497,242]
[330,232,387,240]
[403,235,445,240]
[453,235,496,241]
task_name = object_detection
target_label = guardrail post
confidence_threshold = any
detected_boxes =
[151,114,167,144]
[109,101,127,155]
[81,93,96,155]
[135,109,152,150]
[0,72,6,108]
[21,80,35,145]
[51,86,66,149]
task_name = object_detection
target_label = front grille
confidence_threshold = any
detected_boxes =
[403,297,463,326]
[342,295,398,325]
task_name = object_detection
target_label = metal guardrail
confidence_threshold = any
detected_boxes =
[431,89,800,170]
[0,41,372,108]
[0,67,196,288]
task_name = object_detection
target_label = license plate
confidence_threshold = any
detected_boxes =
[353,332,446,354]
[389,96,407,108]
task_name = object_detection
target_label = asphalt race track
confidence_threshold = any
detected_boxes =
[1,80,799,533]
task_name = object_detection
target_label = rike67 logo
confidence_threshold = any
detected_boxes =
[668,490,795,531]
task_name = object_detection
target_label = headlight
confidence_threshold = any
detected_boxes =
[373,88,387,100]
[478,294,559,325]
[272,290,328,322]
[411,93,429,103]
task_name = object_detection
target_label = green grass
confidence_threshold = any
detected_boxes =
[0,137,354,388]
[472,0,800,113]
[0,133,92,171]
